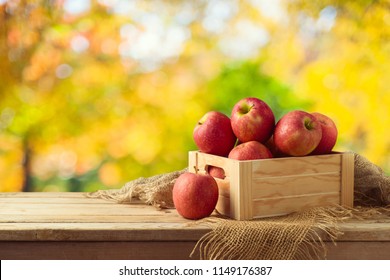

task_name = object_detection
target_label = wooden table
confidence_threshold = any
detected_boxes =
[1,192,390,260]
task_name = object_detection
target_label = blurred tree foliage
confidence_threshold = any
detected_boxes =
[208,60,312,119]
[0,0,389,192]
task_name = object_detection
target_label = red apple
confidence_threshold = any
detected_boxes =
[172,172,219,220]
[273,110,322,156]
[231,97,275,143]
[310,112,338,155]
[228,141,273,160]
[207,166,225,179]
[193,111,237,157]
[265,135,288,158]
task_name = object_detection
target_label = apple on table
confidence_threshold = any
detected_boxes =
[173,172,219,220]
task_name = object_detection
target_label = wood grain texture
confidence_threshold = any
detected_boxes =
[252,173,340,198]
[230,160,253,220]
[2,193,388,242]
[0,241,198,260]
[341,152,355,207]
[0,192,390,260]
[324,241,390,260]
[252,193,340,218]
[0,192,209,242]
[251,154,341,178]
[2,240,390,260]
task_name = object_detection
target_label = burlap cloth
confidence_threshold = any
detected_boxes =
[87,153,390,259]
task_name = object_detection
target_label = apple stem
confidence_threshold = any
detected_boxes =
[304,118,313,130]
[194,152,199,174]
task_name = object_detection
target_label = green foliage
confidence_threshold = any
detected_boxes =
[208,60,312,120]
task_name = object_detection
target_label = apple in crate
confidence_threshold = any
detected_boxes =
[231,97,275,143]
[228,141,273,160]
[207,166,225,179]
[310,112,338,155]
[193,111,236,157]
[265,136,288,158]
[173,172,219,220]
[273,110,322,156]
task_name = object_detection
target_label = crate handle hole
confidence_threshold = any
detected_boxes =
[205,165,226,180]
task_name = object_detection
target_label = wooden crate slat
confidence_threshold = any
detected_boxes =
[252,193,340,218]
[341,152,355,207]
[252,173,340,198]
[251,154,341,178]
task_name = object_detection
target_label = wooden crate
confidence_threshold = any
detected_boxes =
[188,151,354,220]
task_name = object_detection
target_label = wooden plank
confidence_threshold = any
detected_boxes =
[341,152,354,207]
[0,192,91,198]
[0,222,208,231]
[0,201,163,211]
[0,203,173,216]
[252,193,340,218]
[239,160,253,220]
[252,173,340,198]
[0,193,143,205]
[325,241,390,260]
[229,160,252,220]
[0,223,210,241]
[0,241,198,260]
[335,220,390,241]
[1,192,389,251]
[1,217,389,242]
[0,214,187,223]
[0,197,142,205]
[1,240,390,260]
[251,154,341,178]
